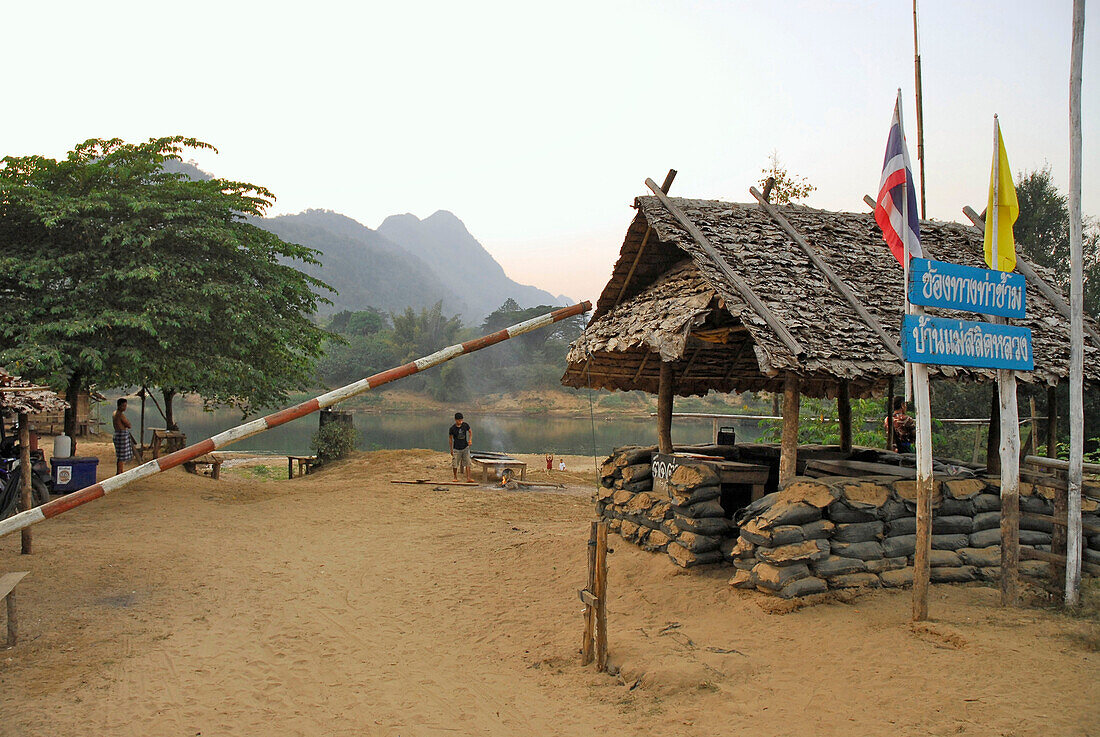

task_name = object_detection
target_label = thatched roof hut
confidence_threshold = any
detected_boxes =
[563,194,1099,399]
[0,369,68,416]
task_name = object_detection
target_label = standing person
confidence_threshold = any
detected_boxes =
[545,453,553,472]
[112,398,134,475]
[449,412,473,482]
[884,397,916,453]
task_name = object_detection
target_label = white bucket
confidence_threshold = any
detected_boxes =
[53,435,73,459]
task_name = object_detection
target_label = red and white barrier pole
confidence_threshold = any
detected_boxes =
[0,301,591,539]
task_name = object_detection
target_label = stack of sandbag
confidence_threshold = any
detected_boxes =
[596,451,737,568]
[726,474,1100,599]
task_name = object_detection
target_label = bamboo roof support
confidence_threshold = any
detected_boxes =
[645,178,806,360]
[614,169,677,308]
[753,186,903,360]
[631,352,651,383]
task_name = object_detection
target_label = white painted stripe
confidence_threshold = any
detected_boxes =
[506,313,554,338]
[0,506,45,538]
[101,460,161,493]
[318,379,373,408]
[415,344,464,371]
[211,418,270,448]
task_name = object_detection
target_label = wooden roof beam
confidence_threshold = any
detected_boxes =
[752,186,903,361]
[645,178,807,361]
[613,169,677,308]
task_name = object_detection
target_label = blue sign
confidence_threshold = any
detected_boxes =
[908,258,1026,318]
[901,314,1034,370]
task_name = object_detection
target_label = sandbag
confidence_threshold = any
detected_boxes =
[729,569,756,589]
[1020,515,1054,534]
[753,561,812,591]
[719,537,739,560]
[622,477,653,493]
[803,519,836,540]
[620,463,653,484]
[978,566,1001,581]
[620,521,640,541]
[667,543,724,568]
[833,521,885,543]
[880,568,914,588]
[831,540,885,561]
[929,566,979,583]
[969,528,1001,548]
[673,516,732,537]
[928,549,963,567]
[1018,529,1052,547]
[756,501,822,530]
[773,576,829,599]
[943,478,986,500]
[669,462,720,489]
[958,546,1001,568]
[938,498,975,517]
[933,516,974,535]
[670,484,721,507]
[1020,496,1053,515]
[972,511,1000,532]
[886,518,917,537]
[733,558,756,571]
[826,501,878,524]
[971,493,1002,513]
[879,499,911,521]
[812,555,868,577]
[866,556,908,573]
[756,539,830,565]
[608,518,622,533]
[673,499,726,519]
[730,536,757,559]
[1089,533,1100,551]
[636,516,664,531]
[883,535,916,558]
[932,534,970,551]
[828,572,881,589]
[734,491,780,525]
[677,531,721,553]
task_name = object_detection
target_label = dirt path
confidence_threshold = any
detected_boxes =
[1,445,1097,736]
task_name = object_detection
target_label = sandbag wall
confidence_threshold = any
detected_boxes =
[595,448,737,569]
[727,475,1100,598]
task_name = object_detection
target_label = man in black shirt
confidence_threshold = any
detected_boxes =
[448,412,473,482]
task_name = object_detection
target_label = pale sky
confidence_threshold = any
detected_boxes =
[2,1,1096,306]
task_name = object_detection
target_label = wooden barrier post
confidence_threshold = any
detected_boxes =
[594,522,609,672]
[18,413,31,555]
[581,521,597,665]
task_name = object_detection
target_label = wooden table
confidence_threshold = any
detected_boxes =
[712,460,771,501]
[470,454,528,484]
[183,453,223,480]
[287,455,319,479]
[149,429,186,459]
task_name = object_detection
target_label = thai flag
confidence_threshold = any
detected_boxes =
[874,97,922,265]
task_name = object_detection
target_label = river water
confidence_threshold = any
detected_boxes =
[162,405,767,457]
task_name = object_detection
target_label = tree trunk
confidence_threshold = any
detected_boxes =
[657,363,674,455]
[19,413,32,555]
[771,392,780,417]
[779,374,800,486]
[986,387,1000,474]
[163,389,177,430]
[64,370,81,456]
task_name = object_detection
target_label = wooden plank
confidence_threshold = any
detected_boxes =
[614,170,676,308]
[594,521,609,672]
[805,459,916,479]
[1024,454,1100,475]
[751,186,903,360]
[0,572,28,601]
[779,374,800,486]
[578,589,598,607]
[645,178,806,359]
[581,521,597,665]
[389,480,479,486]
[1021,546,1100,576]
[1022,512,1100,536]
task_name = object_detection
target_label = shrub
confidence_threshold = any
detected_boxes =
[310,422,360,463]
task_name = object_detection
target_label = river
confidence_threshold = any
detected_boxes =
[160,405,768,457]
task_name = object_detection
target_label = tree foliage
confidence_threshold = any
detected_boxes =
[758,150,816,205]
[0,137,333,424]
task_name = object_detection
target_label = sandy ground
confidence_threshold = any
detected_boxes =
[1,441,1098,736]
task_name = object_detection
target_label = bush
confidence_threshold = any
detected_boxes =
[310,422,360,463]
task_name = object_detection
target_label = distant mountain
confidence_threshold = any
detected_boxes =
[256,210,469,318]
[162,160,563,322]
[377,211,565,319]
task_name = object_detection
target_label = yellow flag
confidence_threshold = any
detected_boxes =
[983,123,1019,271]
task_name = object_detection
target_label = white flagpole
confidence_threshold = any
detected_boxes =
[993,114,1021,607]
[1065,0,1085,607]
[900,92,934,621]
[900,90,914,403]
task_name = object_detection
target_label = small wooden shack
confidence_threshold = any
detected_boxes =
[562,183,1100,594]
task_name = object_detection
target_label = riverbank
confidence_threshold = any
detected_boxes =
[1,441,1097,736]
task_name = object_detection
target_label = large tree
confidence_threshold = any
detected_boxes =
[0,137,333,434]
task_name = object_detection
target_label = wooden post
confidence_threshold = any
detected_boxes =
[594,521,609,672]
[1046,385,1058,458]
[140,387,146,454]
[657,362,674,455]
[18,414,31,556]
[5,591,15,648]
[1065,0,1085,607]
[581,520,597,665]
[838,381,852,453]
[779,374,800,485]
[911,361,934,622]
[987,389,1001,474]
[998,368,1021,608]
[1028,397,1039,457]
[887,378,896,451]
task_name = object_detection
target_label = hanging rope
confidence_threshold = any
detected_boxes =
[585,350,601,498]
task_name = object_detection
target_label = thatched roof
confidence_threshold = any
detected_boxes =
[0,369,68,415]
[563,195,1100,398]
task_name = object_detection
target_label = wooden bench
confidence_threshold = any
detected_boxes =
[287,455,319,479]
[183,453,223,480]
[149,429,187,459]
[470,454,528,484]
[1,572,29,648]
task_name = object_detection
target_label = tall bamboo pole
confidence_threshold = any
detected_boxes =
[913,0,927,219]
[1065,0,1086,607]
[0,302,591,540]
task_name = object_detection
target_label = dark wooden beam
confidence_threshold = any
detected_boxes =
[658,362,675,454]
[838,381,852,453]
[613,169,677,308]
[779,374,801,485]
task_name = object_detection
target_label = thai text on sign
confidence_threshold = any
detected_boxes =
[901,314,1033,371]
[908,257,1026,318]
